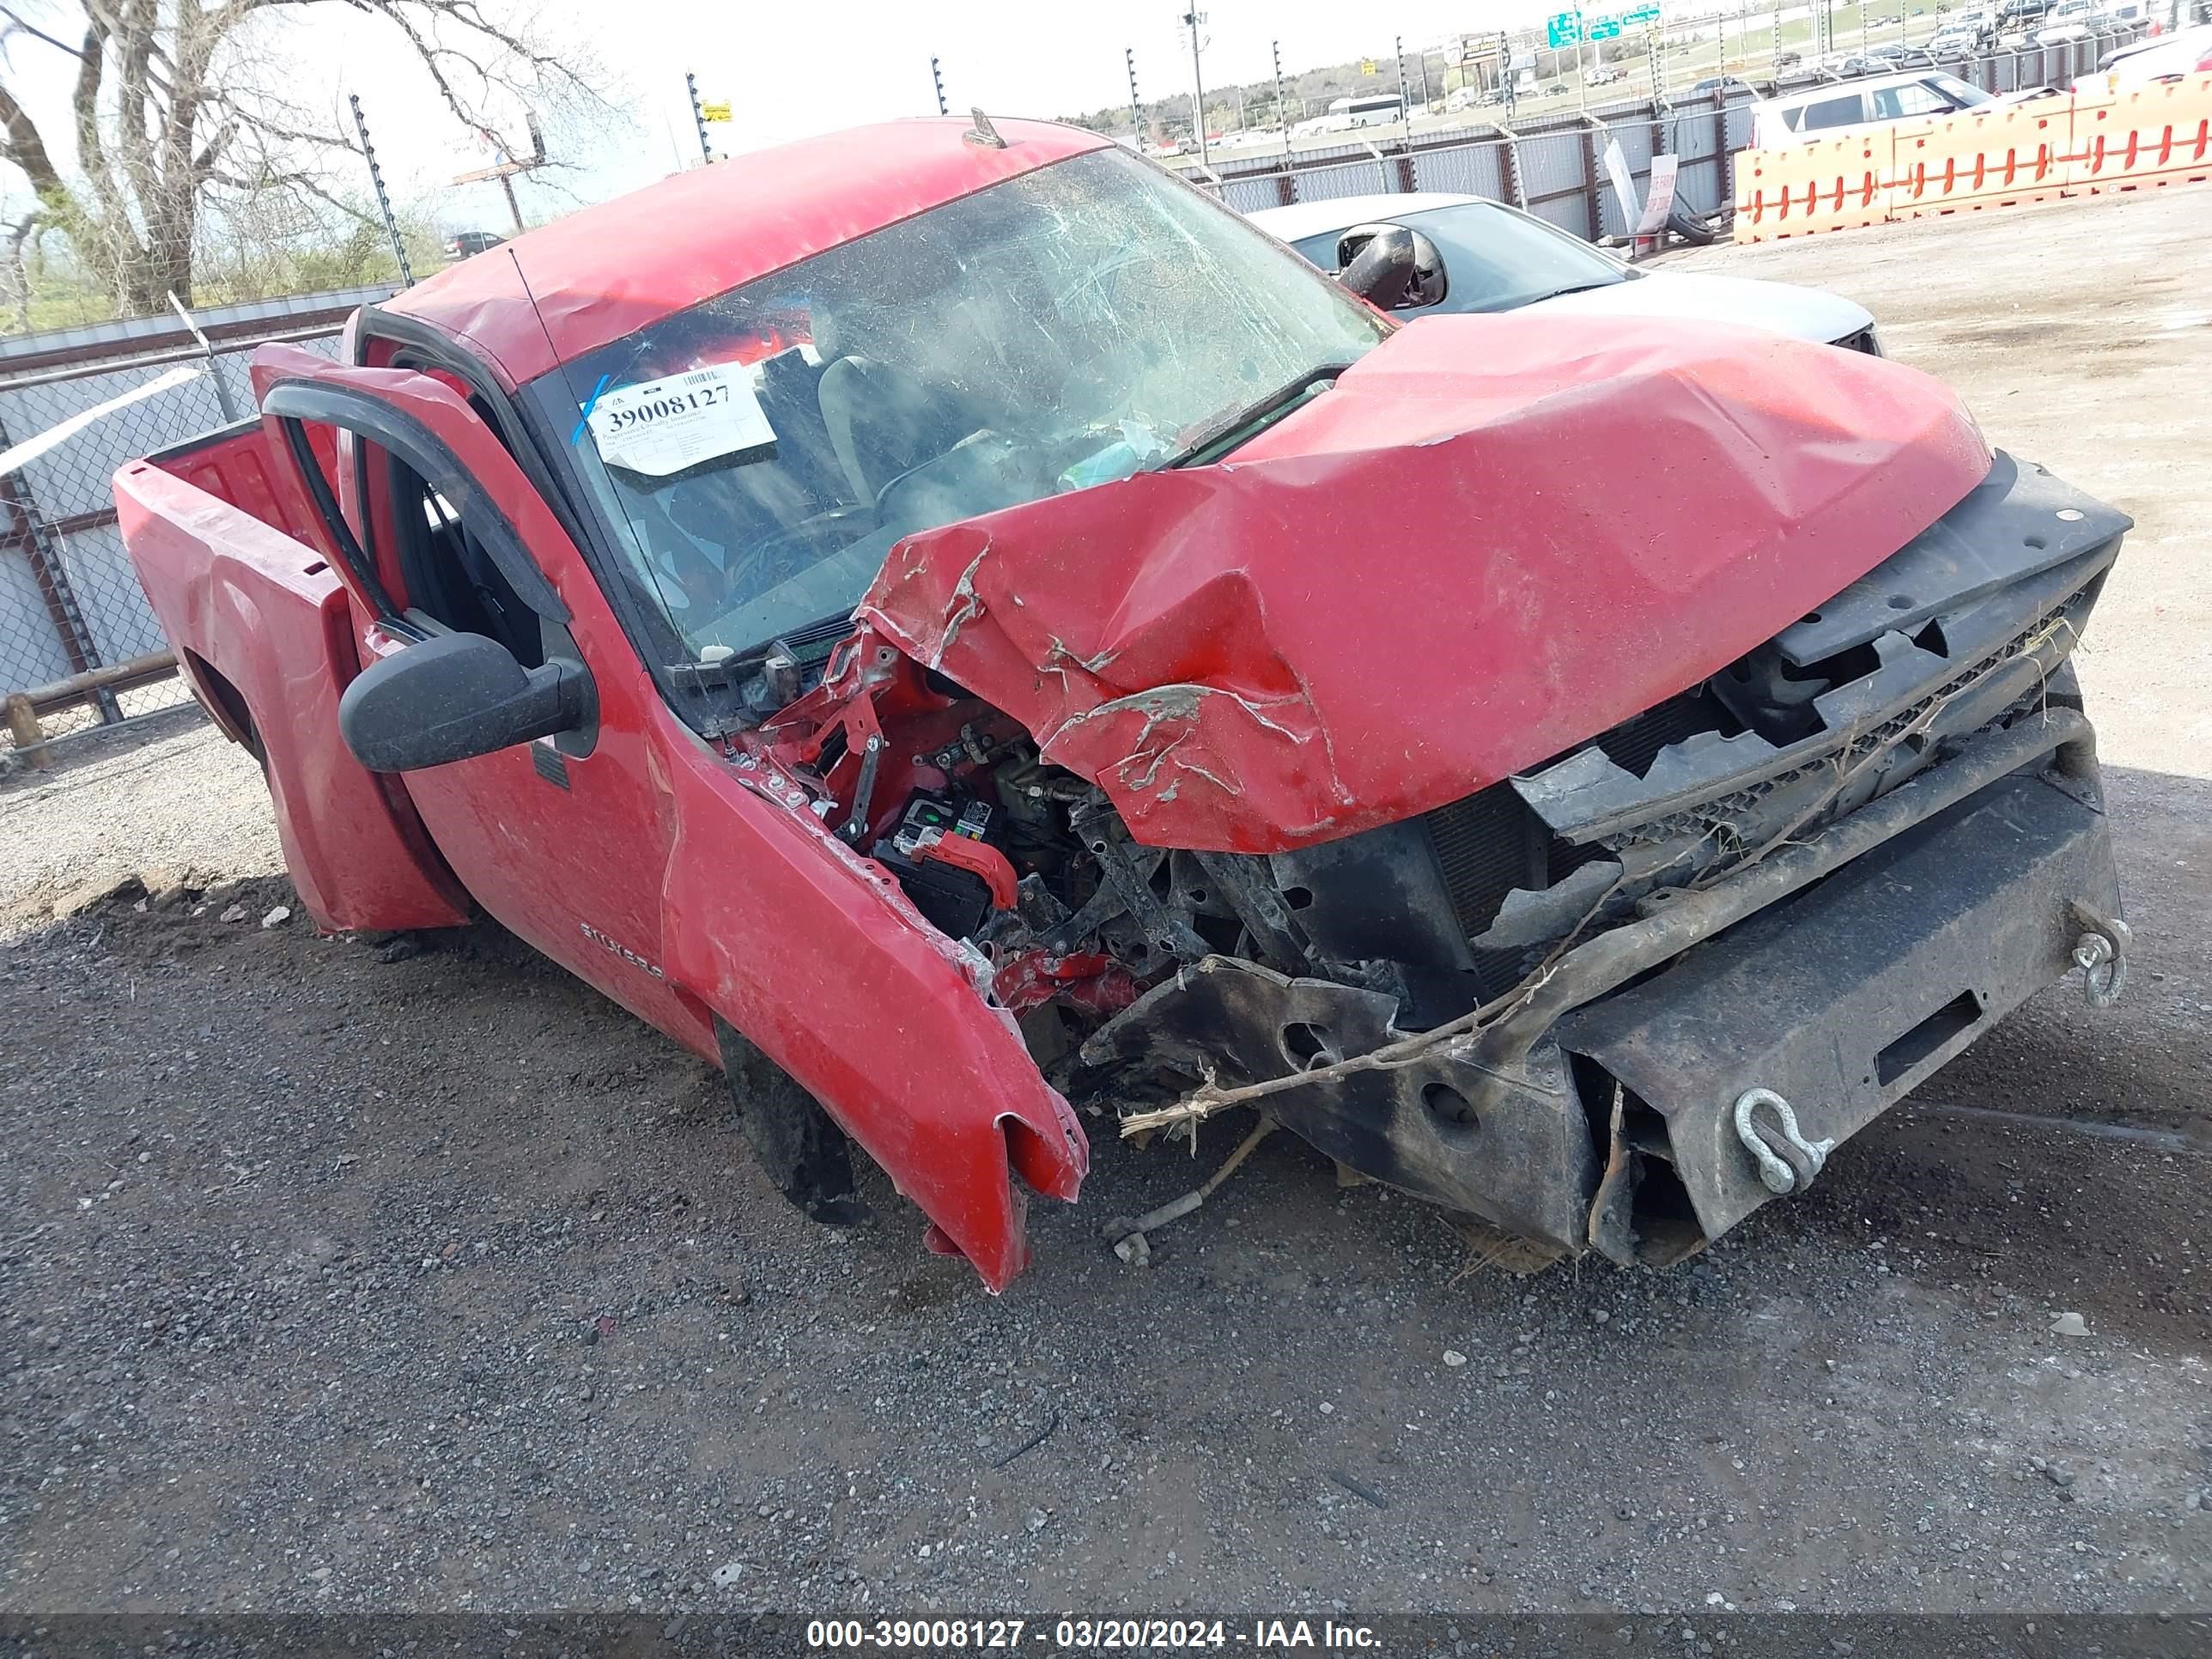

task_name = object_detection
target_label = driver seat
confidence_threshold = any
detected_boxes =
[817,354,945,504]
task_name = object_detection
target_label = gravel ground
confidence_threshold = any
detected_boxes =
[0,708,280,931]
[2,186,2207,1622]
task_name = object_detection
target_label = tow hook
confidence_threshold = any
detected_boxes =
[2068,900,2130,1010]
[1733,1087,1836,1196]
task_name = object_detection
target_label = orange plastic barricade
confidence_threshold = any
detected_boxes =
[2068,71,2212,195]
[1733,131,1892,242]
[1888,101,2071,221]
[1731,76,2210,242]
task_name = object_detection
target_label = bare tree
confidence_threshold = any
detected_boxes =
[0,0,611,316]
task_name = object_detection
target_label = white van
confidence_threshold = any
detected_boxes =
[1326,94,1406,130]
[1747,70,1996,149]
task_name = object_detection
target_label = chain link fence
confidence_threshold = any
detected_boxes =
[1192,28,2146,227]
[0,288,387,769]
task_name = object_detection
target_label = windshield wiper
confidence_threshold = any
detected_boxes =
[1539,278,1629,300]
[1158,363,1350,470]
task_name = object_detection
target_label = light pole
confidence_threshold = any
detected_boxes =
[1182,9,1210,168]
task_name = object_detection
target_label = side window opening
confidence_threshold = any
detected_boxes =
[385,451,546,669]
[274,414,402,620]
[1874,83,1952,119]
[1801,94,1867,132]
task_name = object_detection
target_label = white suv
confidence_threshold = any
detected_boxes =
[1748,70,1996,149]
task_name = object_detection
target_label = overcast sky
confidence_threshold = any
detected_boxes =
[3,1,1570,233]
[374,0,1566,226]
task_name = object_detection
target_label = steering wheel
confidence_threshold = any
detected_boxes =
[718,504,876,605]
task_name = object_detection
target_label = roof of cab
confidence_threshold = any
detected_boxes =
[380,117,1109,388]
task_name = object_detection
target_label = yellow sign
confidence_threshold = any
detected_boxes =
[1360,58,1377,75]
[701,100,732,122]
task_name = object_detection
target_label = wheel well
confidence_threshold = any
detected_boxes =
[183,648,264,765]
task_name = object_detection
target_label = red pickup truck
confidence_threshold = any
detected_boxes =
[113,117,2130,1289]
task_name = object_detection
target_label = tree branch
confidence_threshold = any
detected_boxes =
[0,76,68,204]
[0,4,88,60]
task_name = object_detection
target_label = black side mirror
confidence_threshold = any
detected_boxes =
[1334,224,1449,311]
[339,629,593,773]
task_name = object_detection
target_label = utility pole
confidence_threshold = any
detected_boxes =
[684,73,713,164]
[1127,47,1143,142]
[349,94,413,287]
[1273,39,1290,154]
[930,56,949,117]
[452,110,547,233]
[1182,8,1210,169]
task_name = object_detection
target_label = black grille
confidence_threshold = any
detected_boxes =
[1590,692,1726,779]
[1422,695,1728,945]
[1423,783,1540,940]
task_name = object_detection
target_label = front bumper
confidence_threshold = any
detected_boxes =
[1560,753,2119,1263]
[1082,708,2122,1261]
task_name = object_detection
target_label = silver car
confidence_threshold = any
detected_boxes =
[1249,191,1881,353]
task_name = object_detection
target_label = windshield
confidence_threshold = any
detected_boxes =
[529,146,1389,662]
[1287,201,1630,313]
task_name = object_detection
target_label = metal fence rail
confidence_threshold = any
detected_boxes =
[0,289,381,766]
[1206,30,2142,230]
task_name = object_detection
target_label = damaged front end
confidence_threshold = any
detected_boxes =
[736,319,2130,1279]
[1070,452,2127,1264]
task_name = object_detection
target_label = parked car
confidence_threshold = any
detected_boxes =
[1589,64,1625,85]
[442,229,506,260]
[1689,73,1755,96]
[1870,44,1941,67]
[1750,69,1997,147]
[1249,191,1880,352]
[111,118,2132,1285]
[1821,52,1893,76]
[1927,22,1995,55]
[1996,0,2051,27]
[1775,49,1805,69]
[2084,21,2212,84]
[2035,0,2100,36]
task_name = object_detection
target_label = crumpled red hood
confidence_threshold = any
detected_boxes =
[856,313,1990,854]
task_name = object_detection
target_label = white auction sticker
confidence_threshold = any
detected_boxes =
[585,362,776,477]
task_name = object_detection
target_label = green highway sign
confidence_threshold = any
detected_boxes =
[1589,17,1621,38]
[1547,10,1583,47]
